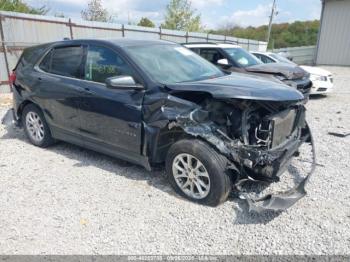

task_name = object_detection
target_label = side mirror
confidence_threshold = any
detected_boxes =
[105,75,143,90]
[217,58,231,67]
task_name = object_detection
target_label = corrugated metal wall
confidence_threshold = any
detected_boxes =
[0,11,267,93]
[316,0,350,66]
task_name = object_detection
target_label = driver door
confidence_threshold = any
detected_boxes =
[77,44,144,158]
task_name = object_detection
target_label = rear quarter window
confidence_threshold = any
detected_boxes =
[39,50,52,72]
[17,46,47,70]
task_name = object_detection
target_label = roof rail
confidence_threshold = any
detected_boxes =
[182,42,219,45]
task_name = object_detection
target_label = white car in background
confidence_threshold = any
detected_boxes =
[252,51,334,95]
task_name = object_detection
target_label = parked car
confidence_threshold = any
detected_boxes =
[9,39,315,211]
[252,51,334,95]
[183,43,312,97]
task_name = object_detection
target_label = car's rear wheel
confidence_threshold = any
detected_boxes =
[22,104,55,147]
[166,139,231,206]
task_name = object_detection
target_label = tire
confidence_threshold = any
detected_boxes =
[22,104,55,148]
[166,139,231,206]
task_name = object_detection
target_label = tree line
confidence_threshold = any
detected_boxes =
[0,0,320,49]
[210,20,320,49]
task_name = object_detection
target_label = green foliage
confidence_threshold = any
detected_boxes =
[162,0,203,32]
[81,0,116,22]
[0,0,48,15]
[211,20,320,49]
[137,17,155,28]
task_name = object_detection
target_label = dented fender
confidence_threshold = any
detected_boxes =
[142,87,314,212]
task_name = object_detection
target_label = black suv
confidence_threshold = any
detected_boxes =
[184,43,312,96]
[10,39,314,211]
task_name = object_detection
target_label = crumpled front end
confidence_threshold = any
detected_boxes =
[148,94,316,212]
[246,63,312,97]
[282,77,312,97]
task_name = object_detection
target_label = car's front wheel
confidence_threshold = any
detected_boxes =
[22,104,55,147]
[166,139,231,206]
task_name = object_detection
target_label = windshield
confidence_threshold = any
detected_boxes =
[223,47,262,67]
[269,53,296,65]
[125,44,224,84]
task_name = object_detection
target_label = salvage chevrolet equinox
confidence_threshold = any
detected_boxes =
[10,39,315,211]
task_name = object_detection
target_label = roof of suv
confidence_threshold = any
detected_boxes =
[184,43,241,49]
[54,38,175,48]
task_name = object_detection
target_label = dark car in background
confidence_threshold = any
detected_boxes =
[9,39,314,211]
[184,43,312,97]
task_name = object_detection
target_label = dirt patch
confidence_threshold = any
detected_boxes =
[0,93,12,107]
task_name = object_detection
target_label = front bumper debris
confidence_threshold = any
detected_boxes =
[240,130,316,212]
[169,107,316,213]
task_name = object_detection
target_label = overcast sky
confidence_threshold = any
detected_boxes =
[27,0,322,29]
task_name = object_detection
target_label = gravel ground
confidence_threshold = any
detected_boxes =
[0,66,349,255]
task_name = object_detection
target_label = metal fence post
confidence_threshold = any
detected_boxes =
[159,26,162,40]
[185,31,188,43]
[224,34,226,43]
[206,33,209,42]
[122,24,125,37]
[68,18,74,39]
[0,14,11,91]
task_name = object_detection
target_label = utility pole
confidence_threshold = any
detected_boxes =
[266,0,277,45]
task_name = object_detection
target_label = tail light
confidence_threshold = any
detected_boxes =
[9,71,16,85]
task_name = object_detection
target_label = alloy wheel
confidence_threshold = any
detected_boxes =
[25,111,45,142]
[172,153,210,199]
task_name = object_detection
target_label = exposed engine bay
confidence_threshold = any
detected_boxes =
[144,92,316,212]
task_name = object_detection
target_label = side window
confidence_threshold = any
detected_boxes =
[18,47,46,71]
[260,54,275,64]
[84,45,134,83]
[199,48,224,64]
[39,50,52,72]
[253,53,262,61]
[40,46,84,78]
[188,48,200,54]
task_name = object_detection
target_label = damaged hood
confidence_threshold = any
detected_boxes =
[166,73,304,101]
[245,63,308,80]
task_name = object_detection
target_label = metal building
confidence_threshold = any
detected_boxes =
[315,0,350,66]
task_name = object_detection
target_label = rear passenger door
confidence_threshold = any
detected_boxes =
[77,44,144,158]
[35,45,85,138]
